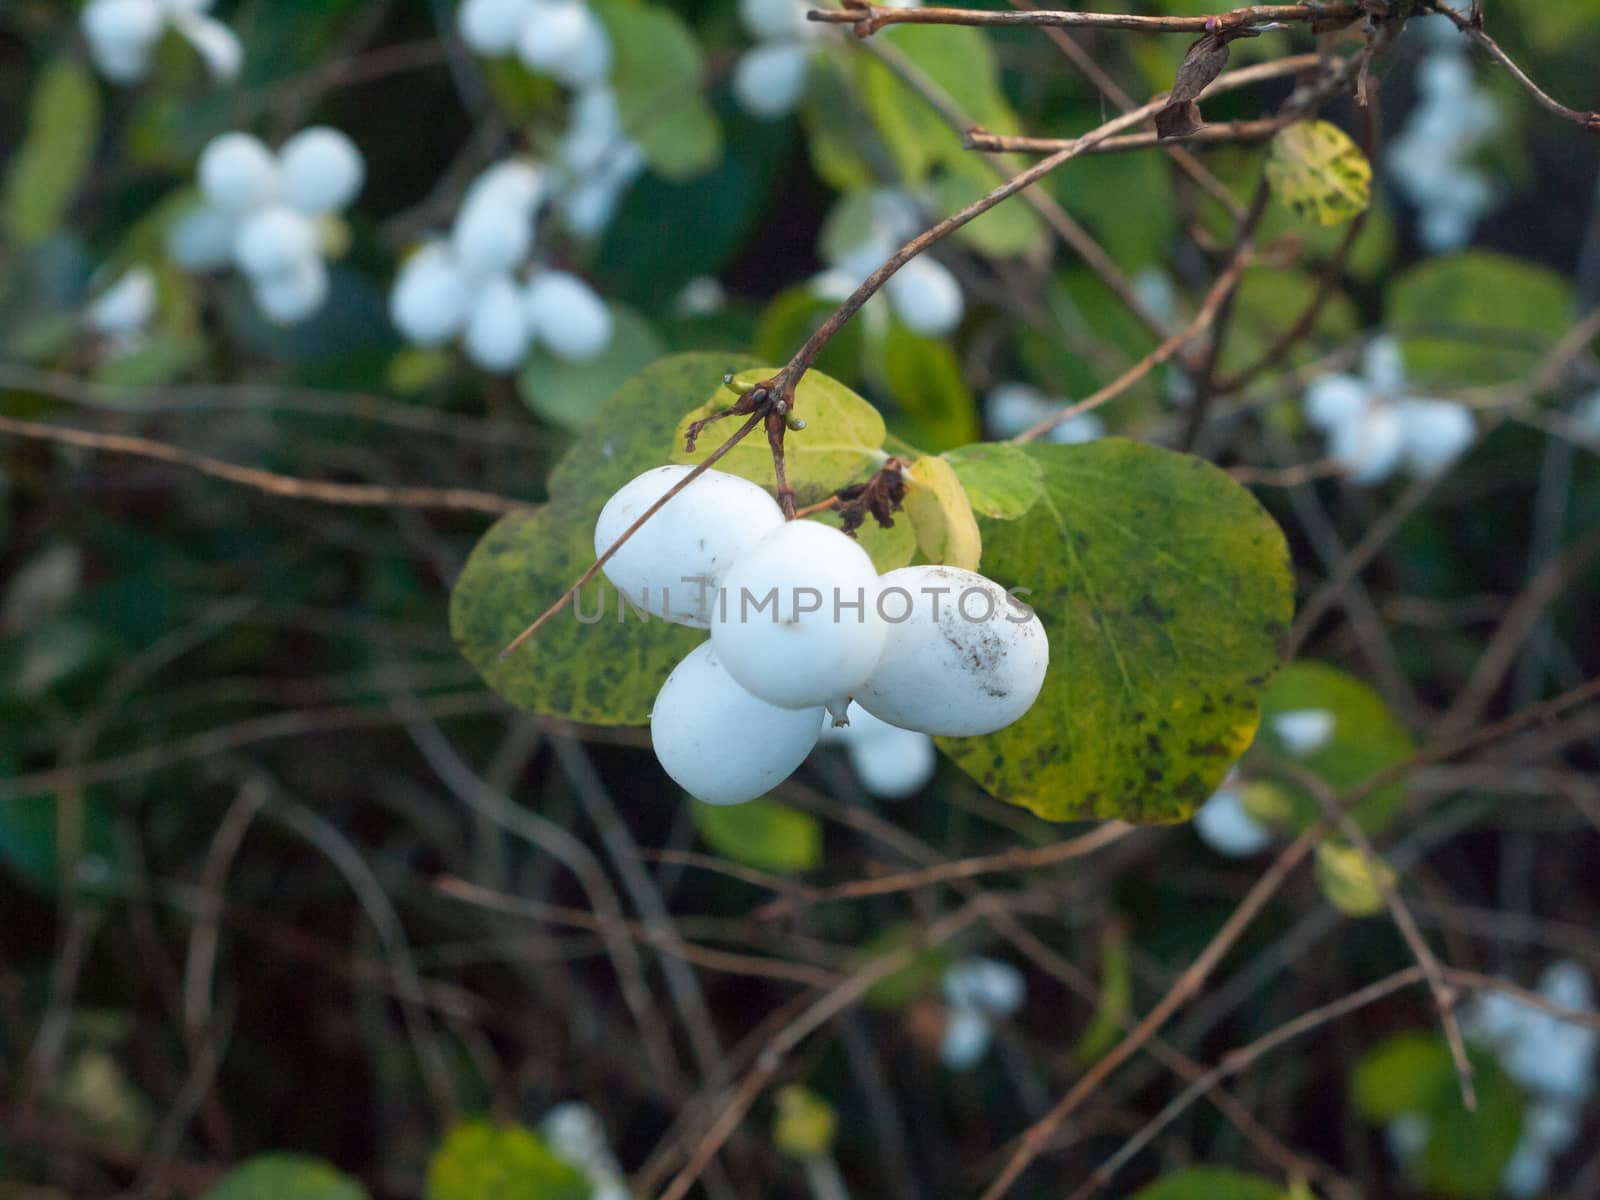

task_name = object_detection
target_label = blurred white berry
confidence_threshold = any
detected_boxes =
[457,0,535,54]
[86,267,157,343]
[253,256,328,325]
[943,958,1025,1017]
[168,4,243,81]
[390,242,471,346]
[517,2,611,86]
[940,1008,993,1070]
[198,133,281,212]
[1270,708,1334,756]
[1396,398,1475,477]
[232,206,319,281]
[277,127,365,215]
[820,705,936,799]
[1194,780,1271,857]
[463,275,532,372]
[525,270,612,362]
[82,0,165,84]
[451,192,535,279]
[732,42,811,120]
[739,0,810,41]
[167,204,237,271]
[885,255,964,337]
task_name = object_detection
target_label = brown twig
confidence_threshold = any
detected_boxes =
[0,413,527,514]
[811,2,1362,37]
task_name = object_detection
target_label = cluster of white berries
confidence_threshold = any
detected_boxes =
[81,0,241,86]
[541,1102,628,1200]
[1387,21,1500,254]
[167,129,365,325]
[1303,337,1475,485]
[818,702,937,799]
[1389,962,1597,1198]
[86,267,158,352]
[732,0,822,120]
[984,383,1105,444]
[815,190,964,338]
[457,0,611,89]
[940,957,1026,1070]
[1193,707,1333,857]
[554,85,647,240]
[390,160,613,372]
[593,464,1049,806]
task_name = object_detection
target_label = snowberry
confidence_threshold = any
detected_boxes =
[650,641,825,805]
[170,5,242,81]
[1329,404,1407,485]
[252,256,328,325]
[560,143,645,238]
[594,466,786,627]
[854,565,1046,737]
[1270,708,1334,756]
[940,1007,993,1070]
[1304,373,1369,433]
[943,957,1025,1017]
[465,160,547,216]
[451,194,534,279]
[462,275,532,372]
[231,205,319,280]
[390,243,471,346]
[885,254,964,337]
[732,42,811,120]
[561,87,625,176]
[517,2,611,86]
[1193,780,1272,857]
[81,0,164,82]
[525,270,612,362]
[984,384,1103,443]
[167,204,236,271]
[1396,398,1475,477]
[87,268,157,341]
[278,127,365,215]
[820,705,936,799]
[457,0,534,54]
[710,519,886,710]
[198,133,281,212]
[739,0,810,41]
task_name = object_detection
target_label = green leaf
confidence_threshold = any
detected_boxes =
[1264,119,1371,226]
[201,1155,368,1200]
[1314,839,1394,916]
[1130,1167,1286,1200]
[691,799,822,873]
[941,443,1044,520]
[1352,1035,1524,1199]
[754,286,865,389]
[452,354,746,724]
[1250,661,1414,834]
[1386,251,1573,387]
[4,60,101,245]
[881,322,980,452]
[937,440,1293,823]
[592,0,720,180]
[903,455,981,571]
[0,794,118,892]
[672,369,888,506]
[519,306,667,432]
[1072,926,1131,1066]
[859,923,952,1010]
[426,1120,590,1200]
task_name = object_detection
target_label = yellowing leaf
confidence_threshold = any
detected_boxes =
[1265,120,1371,227]
[1314,840,1394,917]
[4,60,101,245]
[773,1086,838,1159]
[903,455,981,571]
[692,799,822,874]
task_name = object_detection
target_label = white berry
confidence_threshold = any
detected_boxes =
[711,519,887,710]
[253,256,328,325]
[198,132,281,212]
[232,205,319,280]
[451,193,533,279]
[526,270,612,362]
[650,641,824,806]
[1397,398,1475,477]
[462,275,531,372]
[886,254,964,337]
[595,466,785,628]
[167,204,237,271]
[390,242,470,346]
[457,0,534,54]
[278,127,365,215]
[855,565,1046,737]
[732,42,811,121]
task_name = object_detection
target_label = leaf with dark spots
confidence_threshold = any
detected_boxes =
[936,439,1293,824]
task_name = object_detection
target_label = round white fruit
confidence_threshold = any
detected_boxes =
[855,565,1047,737]
[595,465,785,627]
[650,641,824,806]
[739,0,808,41]
[456,0,534,54]
[253,256,328,325]
[462,275,531,371]
[516,2,597,76]
[232,205,319,280]
[451,192,533,279]
[277,127,365,214]
[1329,403,1406,485]
[525,270,612,362]
[390,243,470,346]
[82,0,164,55]
[885,254,964,337]
[198,132,281,212]
[731,42,810,121]
[1397,398,1474,477]
[710,519,885,710]
[822,705,935,799]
